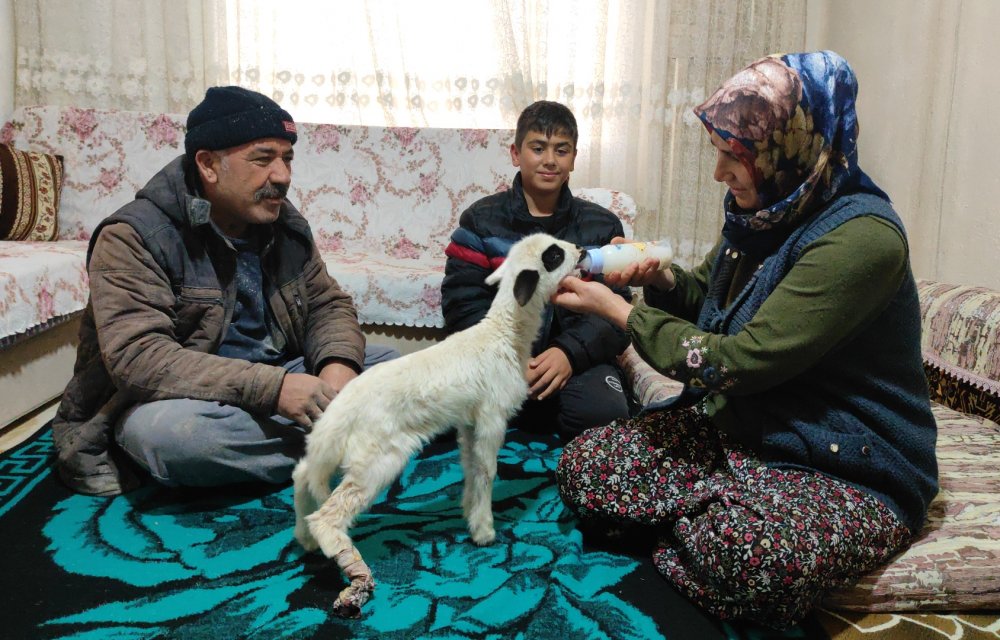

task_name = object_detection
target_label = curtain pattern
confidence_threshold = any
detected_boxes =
[14,0,805,268]
[14,0,230,114]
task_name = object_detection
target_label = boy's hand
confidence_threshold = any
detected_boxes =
[526,347,573,400]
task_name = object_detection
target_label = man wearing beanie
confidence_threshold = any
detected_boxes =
[52,86,398,496]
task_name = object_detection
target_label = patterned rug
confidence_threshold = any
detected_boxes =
[0,423,900,640]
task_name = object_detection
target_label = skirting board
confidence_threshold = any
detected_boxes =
[0,317,81,429]
[362,323,446,356]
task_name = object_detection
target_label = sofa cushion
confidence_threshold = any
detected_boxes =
[918,279,1000,423]
[823,401,1000,611]
[0,240,89,347]
[0,144,63,240]
[320,249,446,328]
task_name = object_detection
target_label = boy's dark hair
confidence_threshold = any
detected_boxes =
[514,101,578,148]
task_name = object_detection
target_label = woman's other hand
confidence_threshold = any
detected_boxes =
[551,276,633,329]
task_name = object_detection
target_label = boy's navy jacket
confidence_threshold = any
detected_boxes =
[441,173,631,374]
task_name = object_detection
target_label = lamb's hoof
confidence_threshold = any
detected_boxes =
[294,525,319,553]
[332,576,376,619]
[470,526,496,546]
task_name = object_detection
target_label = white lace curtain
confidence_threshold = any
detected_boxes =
[14,0,805,266]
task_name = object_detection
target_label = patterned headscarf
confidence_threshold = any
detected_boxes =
[694,50,887,257]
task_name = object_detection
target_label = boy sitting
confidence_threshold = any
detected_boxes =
[441,100,632,440]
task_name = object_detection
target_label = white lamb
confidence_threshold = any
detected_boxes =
[292,233,585,618]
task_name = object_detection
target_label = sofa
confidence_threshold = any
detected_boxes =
[0,105,637,427]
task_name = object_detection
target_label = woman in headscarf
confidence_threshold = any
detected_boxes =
[550,51,938,628]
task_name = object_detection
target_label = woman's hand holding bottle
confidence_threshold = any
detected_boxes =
[600,237,676,292]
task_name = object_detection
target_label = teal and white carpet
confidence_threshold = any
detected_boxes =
[0,426,818,639]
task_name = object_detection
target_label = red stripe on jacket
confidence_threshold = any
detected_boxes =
[445,242,490,269]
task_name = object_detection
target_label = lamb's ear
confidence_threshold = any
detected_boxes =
[485,259,508,286]
[513,269,540,306]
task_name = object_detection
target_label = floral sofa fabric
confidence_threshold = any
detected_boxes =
[821,280,1000,612]
[0,105,637,343]
[0,240,88,344]
[619,278,1000,612]
[918,281,1000,423]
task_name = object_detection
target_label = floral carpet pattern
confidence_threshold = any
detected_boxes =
[7,424,990,639]
[2,425,744,639]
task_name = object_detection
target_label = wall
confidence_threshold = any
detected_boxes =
[0,0,13,121]
[806,0,1000,290]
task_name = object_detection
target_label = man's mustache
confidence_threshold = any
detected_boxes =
[254,183,289,202]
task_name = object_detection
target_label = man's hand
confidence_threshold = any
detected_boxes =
[277,373,336,428]
[526,347,573,401]
[318,360,359,394]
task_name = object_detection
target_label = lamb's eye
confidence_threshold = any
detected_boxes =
[541,245,565,271]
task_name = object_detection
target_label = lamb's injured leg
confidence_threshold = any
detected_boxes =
[331,545,375,618]
[307,453,409,617]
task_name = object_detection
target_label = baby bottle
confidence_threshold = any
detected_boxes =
[578,240,673,274]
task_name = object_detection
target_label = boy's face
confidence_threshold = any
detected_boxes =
[510,129,577,200]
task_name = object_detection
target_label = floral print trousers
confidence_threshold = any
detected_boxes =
[555,407,912,628]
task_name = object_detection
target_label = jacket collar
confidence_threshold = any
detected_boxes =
[140,155,311,243]
[509,172,575,224]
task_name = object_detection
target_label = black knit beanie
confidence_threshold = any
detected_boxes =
[184,86,297,159]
